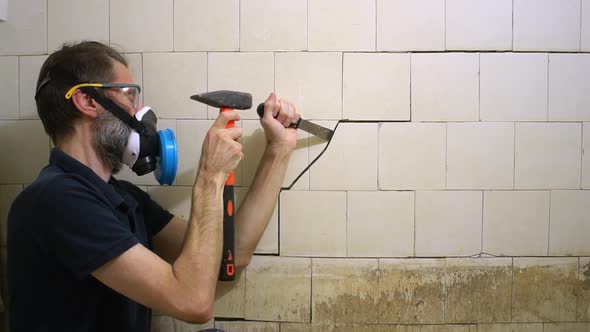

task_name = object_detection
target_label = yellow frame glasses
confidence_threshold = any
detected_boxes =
[65,83,142,107]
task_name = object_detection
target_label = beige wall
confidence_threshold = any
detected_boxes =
[2,0,590,331]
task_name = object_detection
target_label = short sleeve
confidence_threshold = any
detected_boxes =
[33,175,139,279]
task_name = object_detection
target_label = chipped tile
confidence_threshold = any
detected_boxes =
[245,256,311,322]
[513,257,578,322]
[312,259,379,324]
[445,258,512,323]
[214,271,245,318]
[379,259,445,324]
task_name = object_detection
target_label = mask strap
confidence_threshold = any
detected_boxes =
[81,87,147,135]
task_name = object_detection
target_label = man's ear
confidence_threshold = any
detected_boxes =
[71,89,99,118]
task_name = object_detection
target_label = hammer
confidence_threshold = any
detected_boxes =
[190,90,252,281]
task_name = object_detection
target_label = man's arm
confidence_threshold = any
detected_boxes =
[92,111,243,323]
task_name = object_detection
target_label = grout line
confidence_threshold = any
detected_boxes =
[309,257,313,323]
[172,0,175,51]
[108,0,111,45]
[444,0,447,51]
[513,122,517,189]
[409,53,412,121]
[17,56,21,118]
[581,0,584,52]
[238,0,241,52]
[374,0,377,51]
[511,0,514,51]
[413,190,416,256]
[478,53,481,121]
[546,54,550,121]
[445,123,448,189]
[345,191,348,257]
[582,123,585,189]
[481,190,485,253]
[306,0,309,51]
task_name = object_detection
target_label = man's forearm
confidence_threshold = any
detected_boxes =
[234,145,292,268]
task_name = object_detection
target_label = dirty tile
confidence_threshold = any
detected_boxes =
[513,257,578,322]
[480,53,548,121]
[379,259,445,324]
[445,258,512,323]
[234,187,278,254]
[1,185,22,246]
[174,120,215,186]
[48,0,108,52]
[214,271,245,318]
[446,0,512,51]
[513,0,581,51]
[313,325,377,332]
[515,123,582,190]
[379,123,446,190]
[447,122,514,190]
[379,325,477,332]
[245,256,311,322]
[0,56,18,119]
[308,0,375,51]
[347,192,414,257]
[146,186,192,220]
[241,119,309,190]
[343,53,410,120]
[281,323,312,332]
[476,324,543,332]
[543,323,590,332]
[584,0,590,51]
[275,52,342,120]
[483,191,550,256]
[578,257,590,320]
[377,0,445,51]
[309,123,377,190]
[411,53,479,121]
[175,318,214,332]
[280,191,346,257]
[549,191,590,255]
[143,52,207,119]
[415,191,482,257]
[215,320,280,331]
[208,53,274,120]
[548,54,590,121]
[174,0,239,51]
[0,0,47,55]
[240,0,307,51]
[312,259,379,324]
[0,120,49,184]
[110,0,173,52]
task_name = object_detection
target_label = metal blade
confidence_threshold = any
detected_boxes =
[296,119,334,141]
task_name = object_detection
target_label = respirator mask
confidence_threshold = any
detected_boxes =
[63,83,178,185]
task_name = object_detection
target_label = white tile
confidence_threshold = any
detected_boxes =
[0,56,19,119]
[446,0,512,50]
[280,191,346,256]
[347,191,414,257]
[174,0,239,51]
[483,191,550,256]
[208,53,274,120]
[515,123,582,189]
[240,0,307,51]
[235,187,278,254]
[480,53,548,121]
[549,190,590,255]
[583,0,590,51]
[143,52,207,119]
[548,54,590,121]
[110,0,173,52]
[415,191,483,256]
[584,123,590,188]
[447,122,515,190]
[174,120,216,186]
[48,0,109,52]
[147,186,192,220]
[0,0,47,55]
[241,120,309,190]
[411,53,479,121]
[308,0,375,51]
[1,185,22,246]
[0,120,49,184]
[379,123,446,190]
[309,123,377,190]
[513,0,581,51]
[276,52,342,120]
[19,55,47,119]
[377,0,445,51]
[343,53,410,120]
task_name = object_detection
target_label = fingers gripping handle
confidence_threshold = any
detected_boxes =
[256,103,300,128]
[220,107,235,281]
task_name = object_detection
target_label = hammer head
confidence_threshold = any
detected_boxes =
[190,90,252,110]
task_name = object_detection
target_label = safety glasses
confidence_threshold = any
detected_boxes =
[65,83,142,108]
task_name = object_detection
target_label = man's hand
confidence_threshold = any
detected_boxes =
[198,110,243,182]
[260,92,301,154]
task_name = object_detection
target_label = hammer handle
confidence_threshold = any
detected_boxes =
[219,107,235,281]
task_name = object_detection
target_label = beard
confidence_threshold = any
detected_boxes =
[92,110,132,174]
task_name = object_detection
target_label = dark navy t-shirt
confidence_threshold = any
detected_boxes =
[7,148,174,332]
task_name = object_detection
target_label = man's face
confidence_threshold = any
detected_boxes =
[92,61,137,174]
